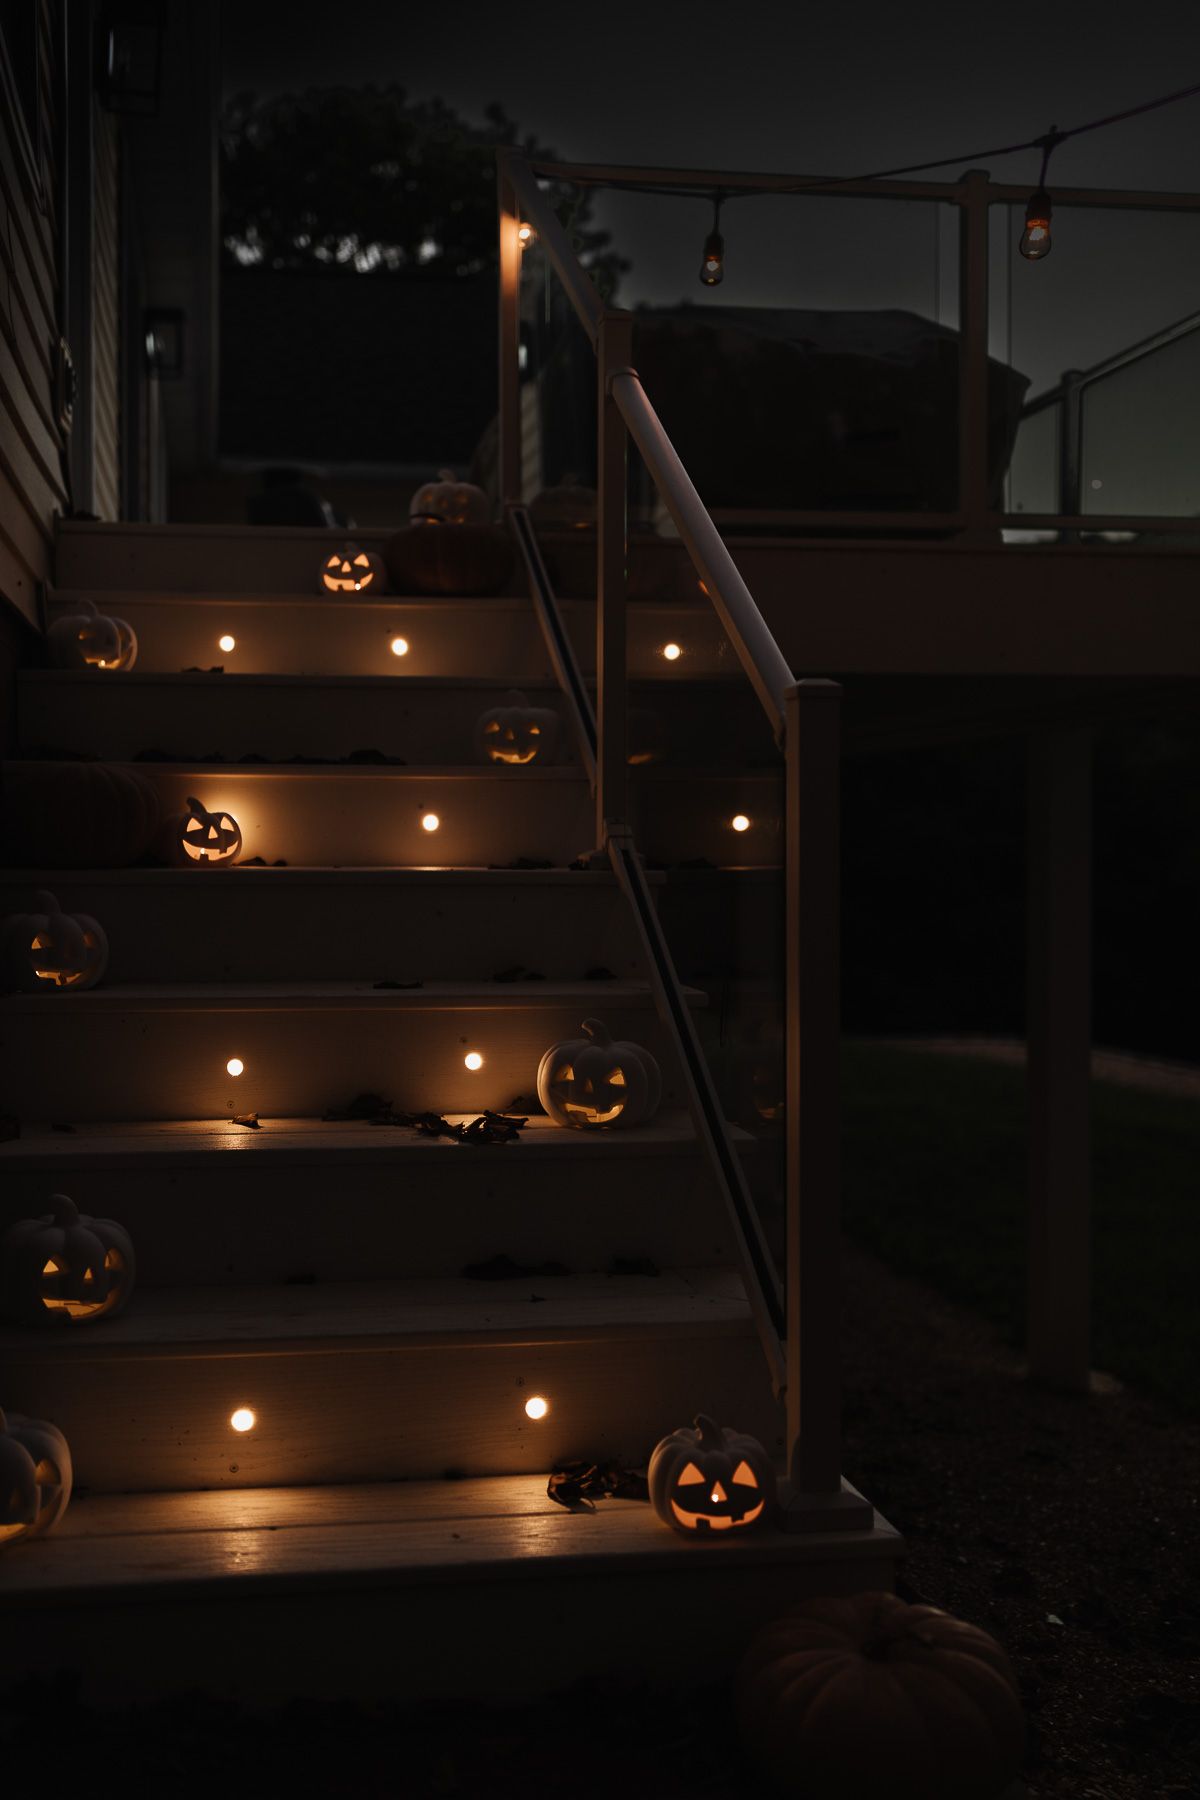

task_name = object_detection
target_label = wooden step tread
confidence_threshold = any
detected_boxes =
[0,866,644,888]
[0,977,693,1012]
[0,1109,749,1166]
[0,1266,752,1355]
[105,760,588,781]
[22,671,566,692]
[0,1474,900,1609]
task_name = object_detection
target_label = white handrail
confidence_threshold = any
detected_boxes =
[610,371,796,738]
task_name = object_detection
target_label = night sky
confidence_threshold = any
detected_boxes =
[220,0,1200,399]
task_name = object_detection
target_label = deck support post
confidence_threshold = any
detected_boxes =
[1027,727,1093,1390]
[779,681,872,1532]
[496,156,522,507]
[596,311,632,848]
[957,168,994,540]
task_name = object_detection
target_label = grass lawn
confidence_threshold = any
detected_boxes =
[841,1042,1200,1416]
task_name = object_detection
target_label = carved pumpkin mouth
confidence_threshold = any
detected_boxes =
[669,1496,765,1531]
[561,1099,626,1125]
[39,1250,124,1319]
[487,747,539,764]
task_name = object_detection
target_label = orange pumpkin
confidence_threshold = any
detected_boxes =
[318,543,388,595]
[0,761,160,869]
[409,469,491,526]
[738,1592,1024,1800]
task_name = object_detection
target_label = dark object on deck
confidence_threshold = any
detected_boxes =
[245,466,345,528]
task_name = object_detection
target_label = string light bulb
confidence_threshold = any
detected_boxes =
[699,194,724,287]
[1019,187,1053,260]
[1020,127,1061,261]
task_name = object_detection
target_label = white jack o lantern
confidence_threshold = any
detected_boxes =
[537,1018,662,1130]
[47,599,137,671]
[173,796,242,867]
[474,690,560,765]
[0,1194,136,1325]
[319,543,388,594]
[0,1409,72,1546]
[1,890,108,992]
[409,469,491,526]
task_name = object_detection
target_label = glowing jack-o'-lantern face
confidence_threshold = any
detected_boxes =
[1,891,108,992]
[176,796,242,867]
[536,1018,662,1131]
[46,599,138,671]
[320,544,386,594]
[0,1409,72,1545]
[649,1414,775,1537]
[474,690,560,765]
[0,1195,136,1328]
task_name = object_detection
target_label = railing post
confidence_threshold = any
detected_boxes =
[957,168,993,539]
[596,310,632,846]
[1058,368,1085,542]
[496,152,522,506]
[1027,727,1092,1390]
[780,680,872,1533]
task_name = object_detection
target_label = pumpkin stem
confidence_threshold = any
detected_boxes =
[185,796,210,823]
[49,1195,80,1225]
[437,468,456,481]
[581,1019,612,1047]
[33,890,60,916]
[694,1414,725,1450]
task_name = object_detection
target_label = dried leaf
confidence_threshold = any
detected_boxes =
[232,1112,260,1128]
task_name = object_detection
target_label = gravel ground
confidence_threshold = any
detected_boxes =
[842,1239,1200,1800]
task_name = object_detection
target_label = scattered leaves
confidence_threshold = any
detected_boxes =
[231,1112,260,1129]
[491,965,545,983]
[547,1457,649,1510]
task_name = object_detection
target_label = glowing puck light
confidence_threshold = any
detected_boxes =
[524,1395,550,1421]
[421,812,440,834]
[464,1051,484,1071]
[731,814,751,834]
[661,642,683,662]
[226,1058,245,1078]
[218,634,236,653]
[229,1407,256,1433]
[390,635,409,657]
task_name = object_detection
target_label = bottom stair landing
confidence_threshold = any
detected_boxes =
[3,1475,903,1702]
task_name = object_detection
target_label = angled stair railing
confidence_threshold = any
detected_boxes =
[501,151,871,1528]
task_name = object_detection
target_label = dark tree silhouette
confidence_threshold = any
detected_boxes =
[220,86,627,298]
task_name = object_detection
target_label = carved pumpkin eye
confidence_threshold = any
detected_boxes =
[676,1462,705,1486]
[354,553,370,567]
[529,725,540,735]
[485,721,500,733]
[326,554,340,568]
[733,1460,757,1486]
[42,1259,62,1276]
[553,1063,574,1084]
[608,1068,626,1086]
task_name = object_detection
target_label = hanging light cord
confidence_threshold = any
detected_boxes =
[539,77,1200,204]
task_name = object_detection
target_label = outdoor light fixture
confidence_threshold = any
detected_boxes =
[226,1058,244,1078]
[218,634,236,653]
[731,814,751,833]
[97,2,164,115]
[143,307,184,377]
[389,635,409,657]
[699,193,725,286]
[524,1395,550,1420]
[464,1051,484,1071]
[517,222,535,247]
[1020,127,1062,261]
[661,642,683,662]
[229,1408,255,1433]
[421,812,440,833]
[1020,188,1053,260]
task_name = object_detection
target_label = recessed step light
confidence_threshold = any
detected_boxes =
[218,634,236,653]
[524,1395,550,1420]
[229,1407,256,1433]
[226,1057,245,1077]
[389,635,409,657]
[731,814,751,833]
[661,642,683,662]
[421,812,440,833]
[464,1051,484,1071]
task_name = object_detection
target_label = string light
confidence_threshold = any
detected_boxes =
[699,193,724,287]
[1020,129,1061,260]
[532,79,1200,271]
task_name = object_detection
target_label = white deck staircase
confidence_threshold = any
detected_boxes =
[0,521,900,1702]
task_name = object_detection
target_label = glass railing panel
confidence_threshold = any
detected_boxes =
[586,189,962,522]
[1079,325,1200,518]
[1006,400,1061,517]
[991,201,1200,524]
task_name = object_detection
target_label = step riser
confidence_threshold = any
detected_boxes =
[20,677,573,766]
[121,765,597,868]
[0,875,647,983]
[1,997,687,1120]
[0,1153,739,1285]
[4,1333,780,1492]
[46,593,733,679]
[20,672,770,765]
